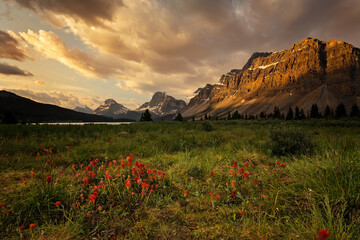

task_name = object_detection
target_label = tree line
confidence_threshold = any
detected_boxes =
[191,102,360,121]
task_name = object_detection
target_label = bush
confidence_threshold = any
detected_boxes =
[201,121,213,132]
[269,128,313,156]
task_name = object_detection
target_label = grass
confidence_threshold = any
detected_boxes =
[0,120,359,239]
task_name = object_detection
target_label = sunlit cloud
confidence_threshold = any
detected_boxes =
[0,30,29,61]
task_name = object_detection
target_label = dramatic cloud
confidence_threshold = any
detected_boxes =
[0,30,28,61]
[6,0,360,102]
[10,0,123,27]
[18,30,124,78]
[0,62,33,76]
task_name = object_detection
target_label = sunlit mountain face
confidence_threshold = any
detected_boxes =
[1,0,360,111]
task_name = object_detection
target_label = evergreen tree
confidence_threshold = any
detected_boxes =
[324,105,333,119]
[260,111,266,119]
[227,112,231,120]
[335,103,347,118]
[286,107,293,120]
[350,102,360,118]
[310,104,319,118]
[294,106,300,120]
[299,109,306,120]
[139,109,153,122]
[208,115,211,120]
[200,116,203,121]
[2,110,18,124]
[273,106,281,119]
[174,113,183,121]
[192,116,195,121]
[232,110,240,119]
[204,114,208,120]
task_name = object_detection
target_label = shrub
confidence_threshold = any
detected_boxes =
[201,121,213,132]
[269,128,313,156]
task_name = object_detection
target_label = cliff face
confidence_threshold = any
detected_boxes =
[182,38,360,118]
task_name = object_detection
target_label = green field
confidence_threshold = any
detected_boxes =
[1,120,359,239]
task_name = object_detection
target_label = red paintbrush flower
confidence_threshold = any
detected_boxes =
[46,176,52,183]
[315,229,331,239]
[54,201,61,207]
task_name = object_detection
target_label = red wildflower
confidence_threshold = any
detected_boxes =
[105,173,111,180]
[244,161,249,167]
[22,180,27,184]
[66,146,71,150]
[209,191,214,196]
[262,194,268,199]
[29,223,36,229]
[20,226,25,231]
[54,201,61,207]
[210,170,216,176]
[98,205,102,211]
[232,160,238,169]
[232,190,236,197]
[162,172,166,178]
[276,161,280,165]
[86,165,91,171]
[215,195,220,200]
[5,209,10,214]
[46,176,52,183]
[0,203,4,207]
[83,177,89,185]
[280,163,286,168]
[243,172,249,179]
[184,190,188,196]
[253,179,258,185]
[315,229,331,239]
[265,163,270,167]
[239,210,246,215]
[30,172,35,178]
[231,180,236,187]
[72,164,76,169]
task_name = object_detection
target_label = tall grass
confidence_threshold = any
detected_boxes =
[0,120,359,239]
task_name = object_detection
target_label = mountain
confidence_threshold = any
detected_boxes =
[137,92,186,117]
[182,37,360,118]
[0,90,117,122]
[74,105,93,114]
[94,99,140,120]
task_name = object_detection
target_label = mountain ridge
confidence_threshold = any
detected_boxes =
[182,37,360,118]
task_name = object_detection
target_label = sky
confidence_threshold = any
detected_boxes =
[1,0,360,110]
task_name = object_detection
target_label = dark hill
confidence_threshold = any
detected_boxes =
[0,90,133,123]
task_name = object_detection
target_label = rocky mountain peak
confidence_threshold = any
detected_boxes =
[182,37,360,118]
[137,92,186,116]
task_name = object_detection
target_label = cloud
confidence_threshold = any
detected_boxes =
[35,80,45,86]
[7,0,360,101]
[6,88,103,109]
[18,30,123,78]
[11,0,123,27]
[0,30,28,61]
[0,62,33,76]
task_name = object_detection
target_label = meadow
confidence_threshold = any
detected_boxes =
[0,120,359,239]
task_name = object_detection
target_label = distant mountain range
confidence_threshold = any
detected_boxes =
[2,37,359,122]
[182,37,360,118]
[74,92,186,121]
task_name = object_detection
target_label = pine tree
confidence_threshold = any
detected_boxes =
[174,113,183,121]
[192,116,195,121]
[324,105,333,119]
[227,112,231,120]
[350,102,360,118]
[294,106,300,120]
[273,106,281,119]
[139,109,152,121]
[299,109,306,120]
[286,107,293,120]
[310,104,319,118]
[232,110,240,119]
[204,114,208,120]
[335,103,347,118]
